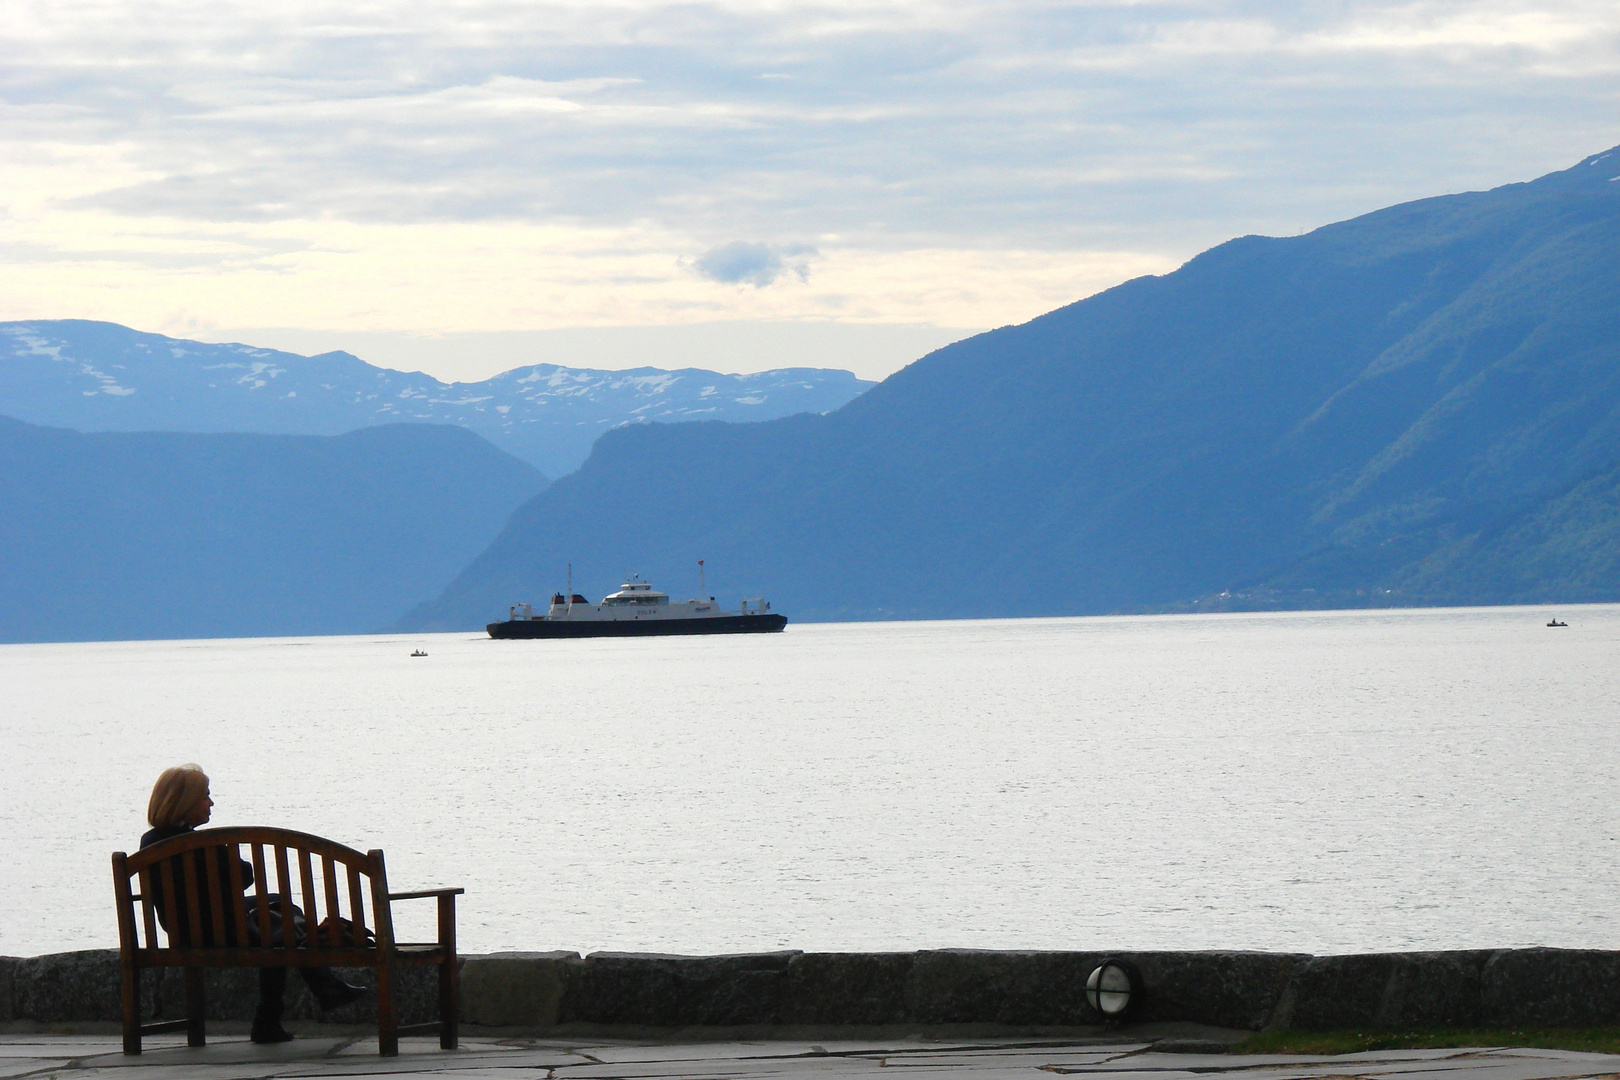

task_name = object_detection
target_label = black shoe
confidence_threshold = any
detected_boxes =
[311,978,367,1012]
[250,1021,295,1044]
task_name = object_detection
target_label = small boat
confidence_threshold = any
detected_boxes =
[488,573,787,639]
[1546,619,1568,628]
[410,649,429,656]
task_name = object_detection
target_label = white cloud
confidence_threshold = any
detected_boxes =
[692,241,818,286]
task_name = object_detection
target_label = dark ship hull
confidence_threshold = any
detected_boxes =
[487,613,787,638]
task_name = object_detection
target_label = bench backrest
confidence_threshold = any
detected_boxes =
[112,826,397,957]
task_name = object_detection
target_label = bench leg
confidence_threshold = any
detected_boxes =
[437,893,458,1050]
[376,960,399,1056]
[184,969,206,1047]
[120,962,141,1055]
[438,957,458,1050]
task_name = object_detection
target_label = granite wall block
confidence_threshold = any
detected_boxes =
[461,952,582,1027]
[566,952,801,1026]
[0,956,18,1022]
[1481,949,1620,1027]
[1279,952,1492,1030]
[12,950,127,1023]
[15,954,447,1027]
[904,950,1100,1026]
[778,953,914,1025]
[1132,951,1306,1030]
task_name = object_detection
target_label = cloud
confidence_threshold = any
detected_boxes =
[2,0,1619,360]
[692,242,818,287]
[8,0,1617,251]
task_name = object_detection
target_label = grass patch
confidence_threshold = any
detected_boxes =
[1229,1027,1620,1055]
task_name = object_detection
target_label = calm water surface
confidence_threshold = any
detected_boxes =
[4,606,1618,958]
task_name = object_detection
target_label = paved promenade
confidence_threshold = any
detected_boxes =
[7,1033,1620,1080]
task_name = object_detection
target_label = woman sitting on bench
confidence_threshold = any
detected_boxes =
[141,764,365,1044]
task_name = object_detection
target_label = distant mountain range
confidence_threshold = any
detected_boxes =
[0,417,545,642]
[400,145,1620,628]
[0,321,874,477]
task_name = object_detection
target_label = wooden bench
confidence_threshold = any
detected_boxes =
[112,826,462,1056]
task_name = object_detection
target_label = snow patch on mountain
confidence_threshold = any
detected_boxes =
[0,320,877,477]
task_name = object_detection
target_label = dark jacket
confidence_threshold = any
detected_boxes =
[139,825,255,947]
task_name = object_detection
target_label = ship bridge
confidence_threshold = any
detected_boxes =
[602,577,670,606]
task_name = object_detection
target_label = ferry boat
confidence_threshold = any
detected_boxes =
[487,575,787,638]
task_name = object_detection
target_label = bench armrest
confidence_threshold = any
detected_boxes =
[386,887,461,957]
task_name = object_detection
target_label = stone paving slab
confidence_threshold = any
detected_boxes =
[555,1061,865,1079]
[0,1038,124,1056]
[316,1072,555,1080]
[0,1062,69,1078]
[1359,1065,1620,1080]
[877,1054,1136,1068]
[285,1056,549,1074]
[571,1044,859,1063]
[564,1042,1132,1064]
[64,1066,314,1080]
[1381,1059,1620,1075]
[858,1072,1070,1080]
[1049,1054,1344,1071]
[1334,1052,1507,1062]
[0,1046,84,1058]
[1488,1050,1620,1063]
[282,1043,553,1076]
[331,1042,571,1064]
[1256,1061,1499,1075]
[12,1034,1620,1080]
[79,1036,354,1065]
[1209,1067,1620,1080]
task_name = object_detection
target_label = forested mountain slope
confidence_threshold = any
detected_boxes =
[0,418,546,641]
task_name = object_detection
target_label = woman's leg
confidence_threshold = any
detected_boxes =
[251,968,293,1043]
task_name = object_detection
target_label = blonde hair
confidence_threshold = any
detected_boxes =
[148,764,210,828]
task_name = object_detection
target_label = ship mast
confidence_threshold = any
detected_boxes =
[699,559,705,599]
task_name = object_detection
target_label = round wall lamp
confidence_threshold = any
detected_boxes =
[1086,958,1143,1024]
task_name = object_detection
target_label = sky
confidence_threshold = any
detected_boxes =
[2,0,1618,382]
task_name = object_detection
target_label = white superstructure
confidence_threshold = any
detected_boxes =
[505,575,773,624]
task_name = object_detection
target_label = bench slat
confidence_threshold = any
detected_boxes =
[203,844,228,946]
[157,859,181,949]
[273,846,296,954]
[347,863,367,943]
[136,945,408,966]
[297,848,319,945]
[321,854,342,947]
[139,869,159,950]
[225,846,250,946]
[179,856,205,948]
[251,845,272,946]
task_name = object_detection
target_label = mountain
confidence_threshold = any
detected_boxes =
[0,418,545,642]
[399,146,1620,628]
[0,321,875,477]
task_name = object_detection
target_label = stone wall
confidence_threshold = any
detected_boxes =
[3,948,1618,1032]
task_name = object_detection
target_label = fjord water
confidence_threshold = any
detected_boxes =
[5,606,1619,958]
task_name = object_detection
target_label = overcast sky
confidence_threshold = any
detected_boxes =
[3,0,1617,381]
